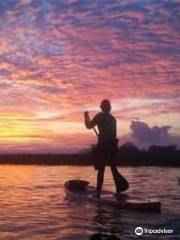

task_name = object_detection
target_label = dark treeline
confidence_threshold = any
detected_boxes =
[0,143,179,167]
[116,143,180,167]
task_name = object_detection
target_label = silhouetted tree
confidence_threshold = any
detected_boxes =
[119,142,139,153]
[148,145,177,153]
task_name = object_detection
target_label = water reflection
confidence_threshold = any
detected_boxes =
[89,233,120,240]
[0,165,179,239]
[93,205,123,238]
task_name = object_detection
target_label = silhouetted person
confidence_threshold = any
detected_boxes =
[84,99,121,198]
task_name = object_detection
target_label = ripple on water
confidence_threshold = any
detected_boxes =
[0,165,179,240]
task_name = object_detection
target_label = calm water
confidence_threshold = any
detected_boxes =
[0,165,179,240]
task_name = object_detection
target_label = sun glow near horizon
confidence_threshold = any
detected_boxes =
[0,97,180,153]
[0,0,179,153]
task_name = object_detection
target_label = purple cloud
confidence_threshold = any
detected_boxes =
[130,120,180,147]
[0,0,179,152]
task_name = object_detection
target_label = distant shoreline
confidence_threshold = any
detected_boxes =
[0,152,179,167]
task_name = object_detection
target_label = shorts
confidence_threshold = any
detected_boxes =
[92,140,118,170]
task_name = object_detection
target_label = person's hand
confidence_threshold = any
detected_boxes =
[84,111,90,120]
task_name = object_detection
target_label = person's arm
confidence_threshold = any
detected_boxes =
[84,111,98,129]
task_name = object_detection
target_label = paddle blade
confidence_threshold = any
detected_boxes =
[116,173,129,192]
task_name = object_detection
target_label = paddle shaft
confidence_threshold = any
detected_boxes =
[93,127,99,137]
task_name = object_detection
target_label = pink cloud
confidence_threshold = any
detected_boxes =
[0,0,179,152]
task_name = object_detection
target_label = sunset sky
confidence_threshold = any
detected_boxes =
[0,0,180,153]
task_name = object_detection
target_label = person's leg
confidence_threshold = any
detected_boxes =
[96,166,105,197]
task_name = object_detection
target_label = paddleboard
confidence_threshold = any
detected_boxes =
[64,180,161,212]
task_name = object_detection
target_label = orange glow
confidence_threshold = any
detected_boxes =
[0,0,179,152]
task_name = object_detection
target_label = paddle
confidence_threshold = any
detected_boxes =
[114,171,129,192]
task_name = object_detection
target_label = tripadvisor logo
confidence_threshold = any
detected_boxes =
[135,227,143,236]
[135,226,174,236]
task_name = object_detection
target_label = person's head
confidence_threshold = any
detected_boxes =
[100,99,111,113]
